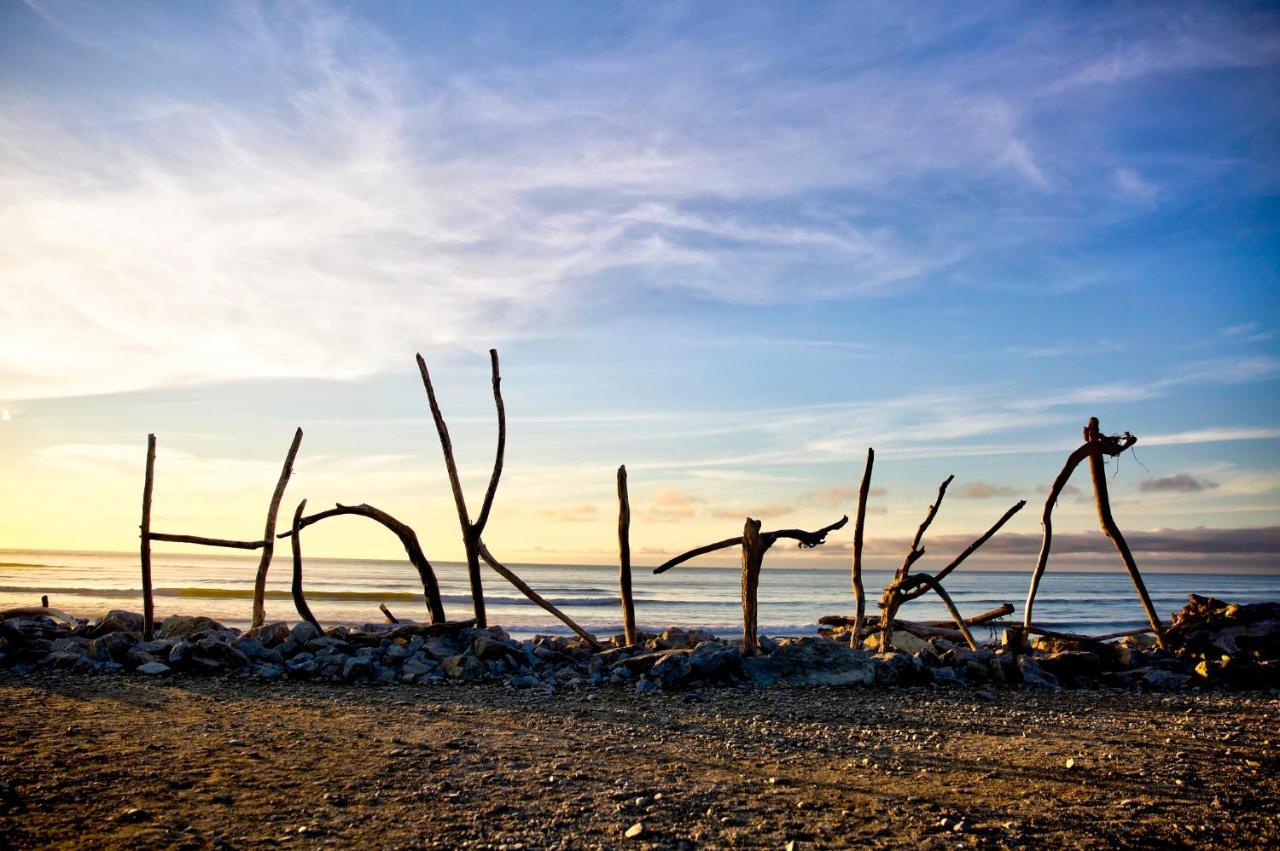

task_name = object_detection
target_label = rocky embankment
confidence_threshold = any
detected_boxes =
[1,595,1276,693]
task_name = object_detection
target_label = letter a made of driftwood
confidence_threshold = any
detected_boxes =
[140,427,303,635]
[877,476,1025,651]
[655,514,848,656]
[1022,416,1166,647]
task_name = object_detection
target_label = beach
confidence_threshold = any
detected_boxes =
[2,673,1276,849]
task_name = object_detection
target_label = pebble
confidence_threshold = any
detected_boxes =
[624,822,645,839]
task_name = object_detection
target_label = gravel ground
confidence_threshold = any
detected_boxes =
[1,672,1277,849]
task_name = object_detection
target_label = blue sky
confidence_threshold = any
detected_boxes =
[1,1,1277,570]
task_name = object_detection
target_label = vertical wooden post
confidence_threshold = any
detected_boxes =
[1084,418,1166,647]
[850,448,874,648]
[740,518,767,656]
[288,499,322,633]
[251,427,304,628]
[617,465,637,646]
[140,434,156,641]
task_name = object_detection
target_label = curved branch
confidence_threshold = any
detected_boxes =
[653,536,743,574]
[280,502,445,624]
[764,515,849,548]
[473,348,505,534]
[910,574,977,650]
[251,427,304,628]
[476,540,604,650]
[878,475,952,648]
[288,499,322,632]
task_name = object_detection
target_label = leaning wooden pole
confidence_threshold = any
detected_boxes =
[1084,417,1165,647]
[477,541,604,650]
[740,518,768,656]
[850,448,874,648]
[139,434,157,641]
[288,499,322,632]
[617,465,637,646]
[879,475,952,650]
[250,427,304,628]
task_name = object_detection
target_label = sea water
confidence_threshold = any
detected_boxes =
[1,548,1277,641]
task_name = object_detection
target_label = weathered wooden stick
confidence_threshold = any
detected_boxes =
[1084,417,1165,648]
[40,595,48,608]
[281,502,446,624]
[140,434,156,641]
[379,603,400,624]
[148,533,266,549]
[909,574,978,650]
[476,540,605,650]
[653,536,742,574]
[288,499,322,632]
[900,499,1027,603]
[850,448,874,648]
[878,475,953,649]
[821,602,1014,630]
[416,350,506,628]
[740,518,768,657]
[1023,424,1137,636]
[617,465,637,646]
[1026,625,1156,643]
[1,606,78,625]
[251,427,303,629]
[654,516,848,575]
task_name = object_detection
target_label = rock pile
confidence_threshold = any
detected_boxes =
[1,595,1276,693]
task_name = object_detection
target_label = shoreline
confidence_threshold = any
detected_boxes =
[2,672,1277,849]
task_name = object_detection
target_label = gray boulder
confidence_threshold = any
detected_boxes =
[648,650,692,688]
[687,642,740,680]
[136,661,170,676]
[742,638,874,687]
[1017,656,1060,690]
[89,610,144,637]
[442,654,485,681]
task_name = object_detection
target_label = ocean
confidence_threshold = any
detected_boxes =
[1,548,1277,641]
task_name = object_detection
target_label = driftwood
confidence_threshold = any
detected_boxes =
[368,619,477,643]
[280,502,446,624]
[849,448,874,648]
[0,606,79,625]
[655,514,848,656]
[617,465,637,646]
[1025,625,1156,643]
[148,533,265,549]
[379,603,400,624]
[878,476,952,649]
[876,475,1025,652]
[821,602,1014,631]
[476,540,604,650]
[139,434,156,641]
[1022,417,1164,648]
[250,428,303,628]
[288,500,322,632]
[417,349,505,628]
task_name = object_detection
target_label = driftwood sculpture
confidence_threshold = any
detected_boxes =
[876,476,1025,651]
[655,514,848,655]
[416,350,504,628]
[139,428,303,638]
[821,602,1014,644]
[617,465,637,646]
[279,502,446,624]
[1022,417,1166,647]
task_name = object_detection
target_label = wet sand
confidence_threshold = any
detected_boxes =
[1,672,1276,849]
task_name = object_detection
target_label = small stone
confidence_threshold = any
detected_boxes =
[136,661,170,676]
[625,822,645,839]
[1065,757,1076,769]
[116,807,153,823]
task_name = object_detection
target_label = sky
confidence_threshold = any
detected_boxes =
[1,1,1278,573]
